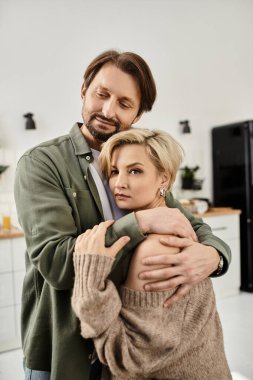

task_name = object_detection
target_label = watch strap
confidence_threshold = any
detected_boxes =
[213,254,224,276]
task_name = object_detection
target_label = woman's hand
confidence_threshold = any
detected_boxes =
[74,220,130,258]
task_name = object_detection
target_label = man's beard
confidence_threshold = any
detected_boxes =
[85,113,121,142]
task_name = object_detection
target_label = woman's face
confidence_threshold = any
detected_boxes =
[109,144,169,211]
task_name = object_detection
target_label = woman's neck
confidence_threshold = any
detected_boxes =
[135,197,166,212]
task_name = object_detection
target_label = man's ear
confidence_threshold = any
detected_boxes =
[81,83,86,99]
[132,112,143,125]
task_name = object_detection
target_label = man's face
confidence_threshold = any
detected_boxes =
[81,63,142,144]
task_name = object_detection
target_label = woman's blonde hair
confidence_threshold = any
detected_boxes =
[99,128,184,191]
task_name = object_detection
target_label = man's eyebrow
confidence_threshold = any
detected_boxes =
[97,85,108,90]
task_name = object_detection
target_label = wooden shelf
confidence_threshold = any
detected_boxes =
[193,207,241,218]
[0,228,24,239]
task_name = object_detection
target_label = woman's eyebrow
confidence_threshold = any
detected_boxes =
[126,162,144,168]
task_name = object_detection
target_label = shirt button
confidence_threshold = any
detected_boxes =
[86,156,91,161]
[84,175,87,180]
[73,192,77,198]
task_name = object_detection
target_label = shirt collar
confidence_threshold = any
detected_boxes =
[69,122,92,158]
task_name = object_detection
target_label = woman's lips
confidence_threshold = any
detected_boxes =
[115,193,131,199]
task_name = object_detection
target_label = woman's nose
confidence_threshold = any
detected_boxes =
[115,173,128,188]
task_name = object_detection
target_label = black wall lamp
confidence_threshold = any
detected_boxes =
[180,120,191,134]
[24,113,36,129]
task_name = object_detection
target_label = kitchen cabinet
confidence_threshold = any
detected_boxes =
[199,209,241,300]
[0,229,25,352]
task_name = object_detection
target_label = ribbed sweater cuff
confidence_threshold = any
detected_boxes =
[120,287,175,307]
[73,253,115,296]
[120,278,212,308]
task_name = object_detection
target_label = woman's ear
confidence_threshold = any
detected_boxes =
[81,83,86,99]
[160,173,171,189]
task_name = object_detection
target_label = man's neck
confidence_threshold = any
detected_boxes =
[80,124,102,151]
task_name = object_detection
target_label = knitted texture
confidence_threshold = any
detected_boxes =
[72,254,232,380]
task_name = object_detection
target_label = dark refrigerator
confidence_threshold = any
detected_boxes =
[212,120,253,292]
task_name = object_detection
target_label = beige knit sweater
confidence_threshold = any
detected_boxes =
[72,254,232,380]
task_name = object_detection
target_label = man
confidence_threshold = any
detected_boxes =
[15,50,230,380]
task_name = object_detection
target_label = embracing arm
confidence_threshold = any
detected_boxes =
[135,193,231,306]
[105,200,198,272]
[165,193,231,273]
[113,193,231,275]
[72,253,177,378]
[106,195,231,306]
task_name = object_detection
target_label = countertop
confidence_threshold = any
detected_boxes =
[193,207,241,218]
[0,227,24,239]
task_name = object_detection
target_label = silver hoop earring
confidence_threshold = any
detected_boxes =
[160,187,166,197]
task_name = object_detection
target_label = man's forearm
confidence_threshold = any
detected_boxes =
[166,193,231,275]
[135,208,197,241]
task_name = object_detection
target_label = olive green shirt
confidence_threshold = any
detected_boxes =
[14,123,231,380]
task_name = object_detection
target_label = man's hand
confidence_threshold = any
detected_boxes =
[138,236,220,307]
[135,207,197,241]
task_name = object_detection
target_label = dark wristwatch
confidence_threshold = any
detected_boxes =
[213,254,224,276]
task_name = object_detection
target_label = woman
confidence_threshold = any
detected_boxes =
[72,128,232,379]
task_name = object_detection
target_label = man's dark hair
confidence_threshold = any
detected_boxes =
[83,50,157,116]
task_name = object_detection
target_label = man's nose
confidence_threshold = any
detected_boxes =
[102,99,117,119]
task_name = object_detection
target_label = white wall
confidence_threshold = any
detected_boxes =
[1,0,253,222]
